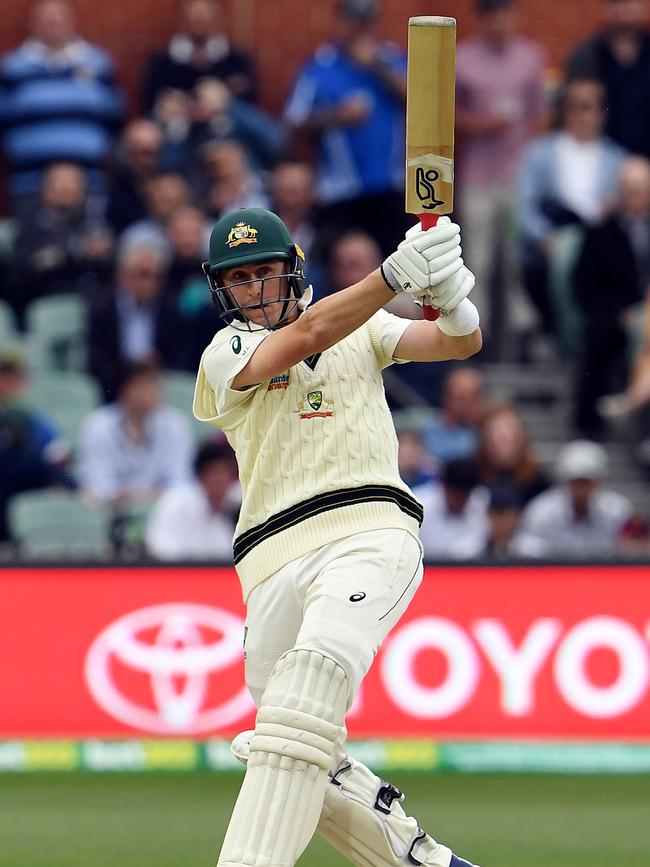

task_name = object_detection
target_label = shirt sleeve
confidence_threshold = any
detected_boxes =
[194,328,270,429]
[284,63,320,125]
[367,308,413,368]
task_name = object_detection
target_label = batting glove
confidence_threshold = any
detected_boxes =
[423,262,476,312]
[381,217,463,296]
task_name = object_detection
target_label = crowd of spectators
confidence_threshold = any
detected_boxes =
[2,0,650,561]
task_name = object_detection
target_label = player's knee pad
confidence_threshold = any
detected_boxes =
[319,757,453,867]
[251,648,348,770]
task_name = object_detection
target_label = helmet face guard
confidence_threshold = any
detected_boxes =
[203,249,307,332]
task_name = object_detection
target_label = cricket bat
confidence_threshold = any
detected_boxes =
[406,16,457,321]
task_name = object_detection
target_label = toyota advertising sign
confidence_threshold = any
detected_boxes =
[1,565,649,739]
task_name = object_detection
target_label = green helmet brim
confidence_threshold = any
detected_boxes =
[209,248,291,275]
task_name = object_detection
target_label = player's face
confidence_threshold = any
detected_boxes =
[221,259,296,328]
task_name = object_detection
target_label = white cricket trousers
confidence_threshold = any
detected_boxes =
[243,528,423,754]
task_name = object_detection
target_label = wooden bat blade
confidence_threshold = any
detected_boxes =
[406,16,456,217]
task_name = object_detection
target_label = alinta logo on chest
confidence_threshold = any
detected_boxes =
[267,373,289,391]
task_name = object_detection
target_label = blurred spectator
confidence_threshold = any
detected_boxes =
[181,78,284,170]
[77,361,193,508]
[166,204,209,296]
[7,162,113,326]
[0,345,73,543]
[143,0,255,111]
[572,156,650,435]
[456,0,546,354]
[397,427,437,488]
[414,458,489,561]
[120,171,194,256]
[284,0,411,257]
[319,230,382,298]
[518,77,626,346]
[485,481,523,558]
[512,440,632,558]
[165,205,218,370]
[477,403,550,504]
[105,120,164,235]
[87,241,184,399]
[0,0,123,204]
[617,512,650,555]
[567,0,650,157]
[269,160,317,263]
[421,367,487,464]
[145,440,238,561]
[195,139,268,218]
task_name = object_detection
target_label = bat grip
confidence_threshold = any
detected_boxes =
[419,213,441,321]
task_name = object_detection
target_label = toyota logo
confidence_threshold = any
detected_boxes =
[84,603,255,734]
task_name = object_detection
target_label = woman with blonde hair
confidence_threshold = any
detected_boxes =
[477,403,549,505]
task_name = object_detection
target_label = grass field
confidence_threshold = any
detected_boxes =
[1,772,648,867]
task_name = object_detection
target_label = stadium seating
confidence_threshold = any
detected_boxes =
[8,490,111,559]
[162,370,213,441]
[25,371,102,447]
[25,294,87,372]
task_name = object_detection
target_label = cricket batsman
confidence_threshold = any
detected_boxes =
[193,206,482,867]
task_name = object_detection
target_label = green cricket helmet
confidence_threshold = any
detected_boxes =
[202,207,307,330]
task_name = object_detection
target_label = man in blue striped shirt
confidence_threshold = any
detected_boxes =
[0,0,123,206]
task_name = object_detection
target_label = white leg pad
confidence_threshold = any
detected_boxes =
[231,736,454,867]
[218,650,348,867]
[319,757,453,867]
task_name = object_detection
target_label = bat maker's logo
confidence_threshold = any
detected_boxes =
[415,166,445,210]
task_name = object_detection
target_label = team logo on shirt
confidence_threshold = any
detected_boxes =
[230,335,242,354]
[226,222,259,248]
[298,390,334,419]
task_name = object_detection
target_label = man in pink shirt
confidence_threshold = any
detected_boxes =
[456,0,546,358]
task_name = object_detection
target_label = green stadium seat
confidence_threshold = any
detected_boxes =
[162,370,214,442]
[8,490,111,559]
[25,371,102,446]
[25,294,87,372]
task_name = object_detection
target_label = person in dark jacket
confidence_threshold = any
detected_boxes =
[567,0,650,157]
[87,241,185,400]
[572,156,650,434]
[142,0,255,111]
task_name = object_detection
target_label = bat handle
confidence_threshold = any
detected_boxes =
[419,213,441,321]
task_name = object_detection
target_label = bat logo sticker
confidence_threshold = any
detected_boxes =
[415,166,445,210]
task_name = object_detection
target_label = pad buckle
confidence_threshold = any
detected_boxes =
[374,782,403,815]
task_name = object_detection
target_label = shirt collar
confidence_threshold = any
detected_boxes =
[168,34,230,64]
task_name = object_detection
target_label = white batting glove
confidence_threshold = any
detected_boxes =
[424,262,476,312]
[381,216,463,296]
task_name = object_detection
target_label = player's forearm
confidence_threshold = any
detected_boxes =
[301,268,395,352]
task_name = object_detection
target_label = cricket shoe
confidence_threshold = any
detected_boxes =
[450,856,482,867]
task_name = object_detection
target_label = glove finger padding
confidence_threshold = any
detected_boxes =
[403,221,460,254]
[420,235,461,262]
[426,265,475,311]
[403,215,452,242]
[428,249,464,285]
